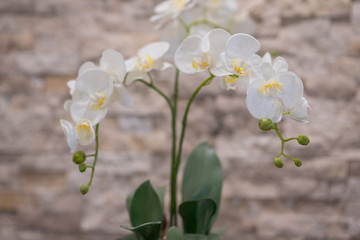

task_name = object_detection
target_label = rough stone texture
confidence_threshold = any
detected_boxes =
[0,0,359,239]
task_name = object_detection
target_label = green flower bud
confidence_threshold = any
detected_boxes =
[80,184,89,195]
[294,158,302,167]
[297,135,310,145]
[274,157,284,168]
[73,151,86,164]
[79,163,87,173]
[258,118,274,131]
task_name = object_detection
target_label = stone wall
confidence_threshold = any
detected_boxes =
[0,0,360,239]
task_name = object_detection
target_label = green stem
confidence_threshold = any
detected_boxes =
[284,137,297,142]
[135,77,179,225]
[170,69,180,226]
[180,18,232,36]
[274,124,296,161]
[137,79,174,111]
[179,18,190,35]
[147,72,154,85]
[169,75,214,225]
[177,74,214,166]
[88,124,99,187]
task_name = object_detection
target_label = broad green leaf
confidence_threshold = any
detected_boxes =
[155,186,166,211]
[116,234,139,240]
[130,181,163,227]
[182,142,223,229]
[167,226,186,240]
[126,187,165,215]
[179,199,216,234]
[121,222,161,240]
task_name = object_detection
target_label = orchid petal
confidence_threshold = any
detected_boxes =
[115,85,134,107]
[100,49,126,83]
[226,33,260,60]
[174,35,204,74]
[79,61,98,75]
[138,42,169,60]
[60,119,77,152]
[276,72,304,109]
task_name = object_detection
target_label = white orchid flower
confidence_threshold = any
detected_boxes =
[290,97,310,123]
[174,28,231,75]
[60,119,96,152]
[215,33,262,90]
[70,69,113,125]
[125,42,171,84]
[246,70,304,123]
[71,49,133,108]
[198,0,239,27]
[150,0,196,29]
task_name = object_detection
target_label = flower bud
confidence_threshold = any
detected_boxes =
[80,184,89,195]
[79,163,87,173]
[294,158,302,167]
[297,135,310,145]
[73,151,86,164]
[258,118,273,131]
[274,157,284,168]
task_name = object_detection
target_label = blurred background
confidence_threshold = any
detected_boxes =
[1,0,360,239]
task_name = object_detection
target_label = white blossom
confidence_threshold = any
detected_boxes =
[73,49,132,107]
[60,119,96,152]
[174,28,231,75]
[246,53,305,123]
[70,69,114,125]
[125,42,171,84]
[151,0,196,29]
[215,33,262,90]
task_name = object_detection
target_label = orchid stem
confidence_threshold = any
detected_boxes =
[170,69,179,226]
[274,124,297,161]
[170,74,215,226]
[136,79,174,111]
[88,124,99,187]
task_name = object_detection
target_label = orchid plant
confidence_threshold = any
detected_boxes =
[60,0,310,239]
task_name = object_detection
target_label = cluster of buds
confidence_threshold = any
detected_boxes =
[259,118,310,168]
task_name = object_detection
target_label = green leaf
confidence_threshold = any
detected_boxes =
[155,186,166,212]
[126,186,165,218]
[179,199,216,235]
[121,222,161,240]
[130,181,163,227]
[116,234,139,240]
[167,226,186,240]
[182,142,223,230]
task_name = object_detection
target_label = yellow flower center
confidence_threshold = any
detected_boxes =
[171,0,185,9]
[75,120,94,145]
[232,60,249,76]
[224,75,237,84]
[136,54,154,71]
[260,79,283,96]
[90,92,107,110]
[192,53,210,71]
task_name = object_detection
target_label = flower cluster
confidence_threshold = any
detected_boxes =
[60,44,171,152]
[59,1,312,236]
[175,29,310,123]
[155,0,255,57]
